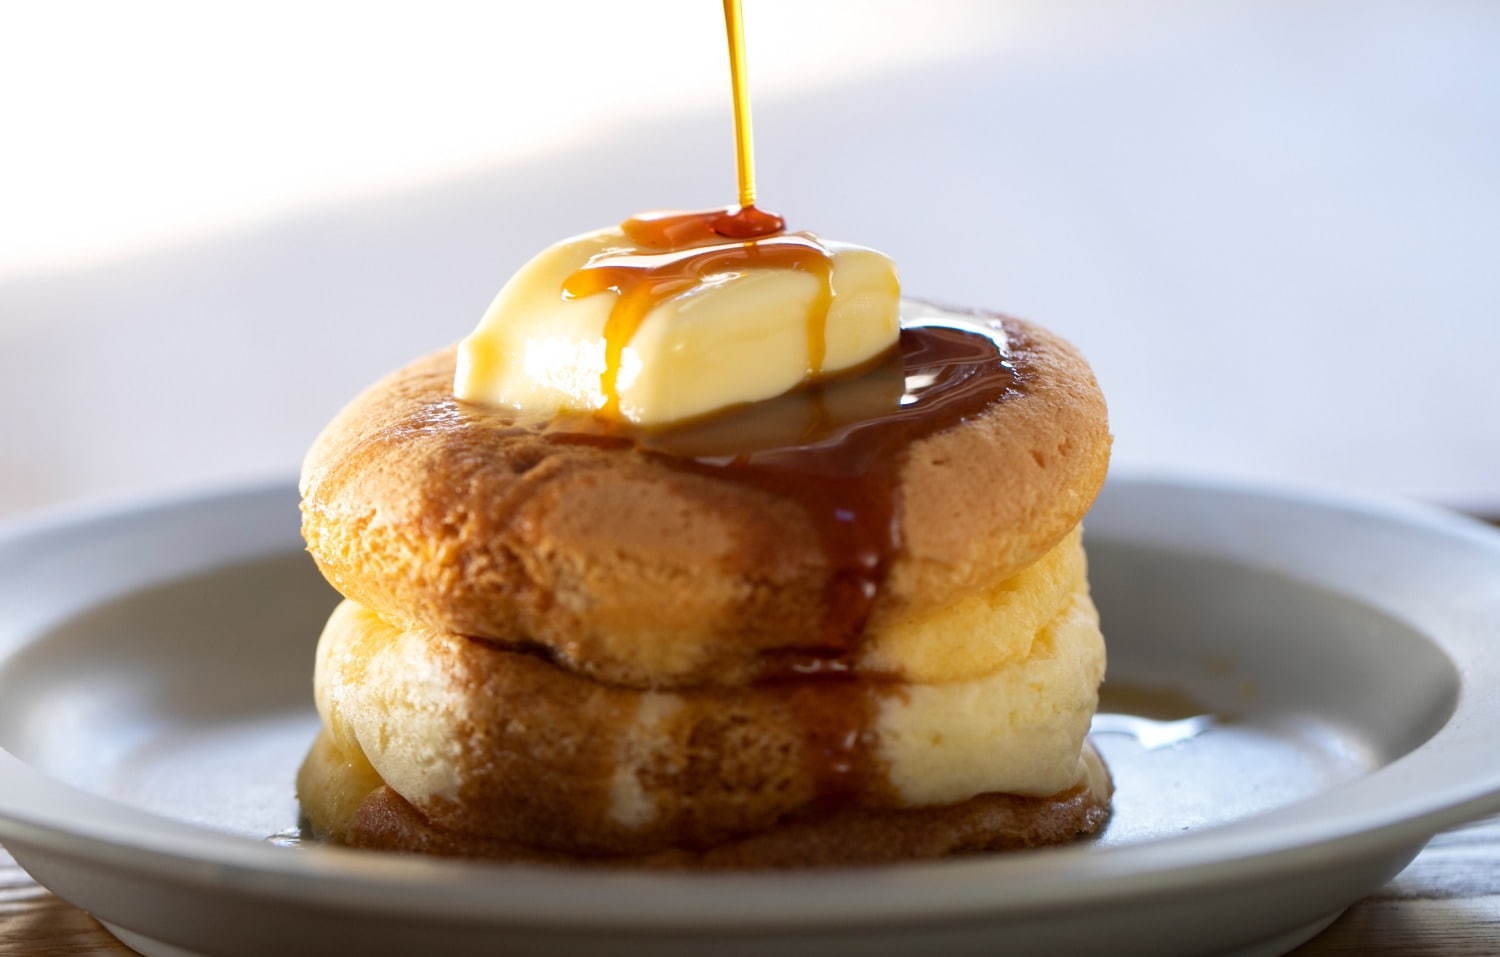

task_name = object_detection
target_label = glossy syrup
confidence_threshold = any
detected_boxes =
[545,312,1028,799]
[563,223,833,418]
[722,0,759,209]
[563,0,833,420]
[1092,683,1221,750]
[264,826,305,848]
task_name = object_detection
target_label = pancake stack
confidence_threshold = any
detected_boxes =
[297,306,1113,867]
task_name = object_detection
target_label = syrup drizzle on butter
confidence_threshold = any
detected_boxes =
[563,220,834,419]
[561,0,839,421]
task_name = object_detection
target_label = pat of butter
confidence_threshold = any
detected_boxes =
[454,225,900,426]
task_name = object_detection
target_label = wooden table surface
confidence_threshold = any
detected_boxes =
[4,814,1498,955]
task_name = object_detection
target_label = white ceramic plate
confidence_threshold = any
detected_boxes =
[1,476,1498,956]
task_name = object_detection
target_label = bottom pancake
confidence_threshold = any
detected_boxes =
[298,730,1112,868]
[311,590,1105,854]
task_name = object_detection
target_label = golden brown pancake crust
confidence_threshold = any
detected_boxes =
[303,734,1113,868]
[347,781,1111,868]
[300,310,1111,688]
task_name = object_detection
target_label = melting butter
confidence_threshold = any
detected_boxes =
[454,223,900,427]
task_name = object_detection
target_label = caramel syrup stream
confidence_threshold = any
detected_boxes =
[722,0,757,208]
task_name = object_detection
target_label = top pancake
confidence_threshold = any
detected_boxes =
[300,305,1110,688]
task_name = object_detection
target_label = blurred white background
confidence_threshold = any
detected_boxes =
[2,0,1497,519]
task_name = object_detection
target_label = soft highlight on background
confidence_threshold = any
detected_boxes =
[2,0,1497,518]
